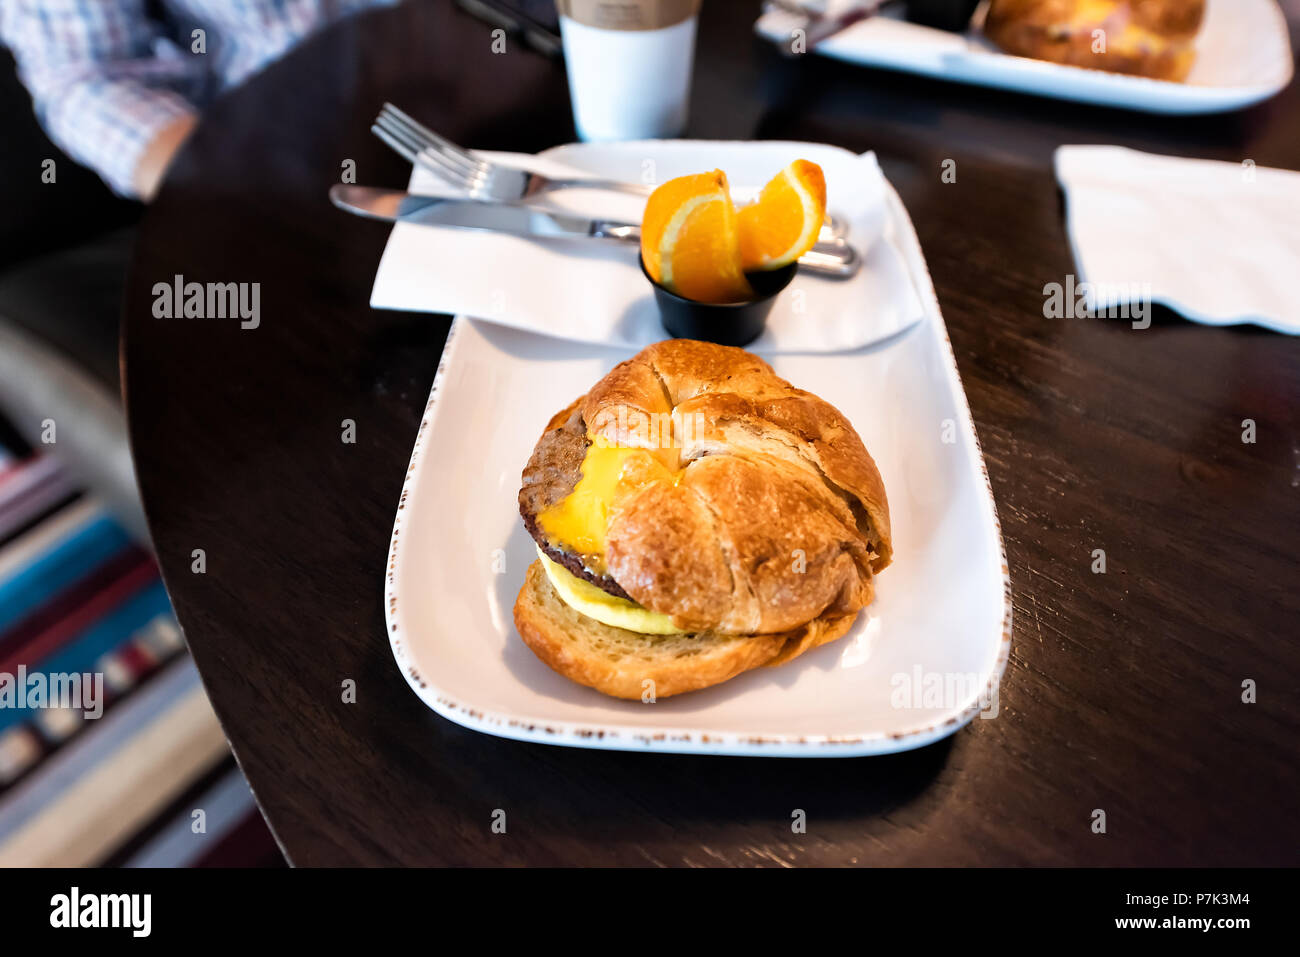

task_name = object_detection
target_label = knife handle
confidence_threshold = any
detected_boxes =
[590,221,858,278]
[590,221,640,242]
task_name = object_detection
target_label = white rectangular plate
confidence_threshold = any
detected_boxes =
[385,146,1011,757]
[755,0,1293,115]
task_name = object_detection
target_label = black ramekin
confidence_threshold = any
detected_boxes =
[906,0,981,32]
[640,256,798,348]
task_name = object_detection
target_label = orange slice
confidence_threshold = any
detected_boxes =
[641,170,753,304]
[736,160,827,271]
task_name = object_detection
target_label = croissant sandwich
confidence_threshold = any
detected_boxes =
[983,0,1206,83]
[514,339,891,699]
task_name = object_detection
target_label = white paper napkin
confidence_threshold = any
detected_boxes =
[369,141,924,353]
[1055,145,1300,334]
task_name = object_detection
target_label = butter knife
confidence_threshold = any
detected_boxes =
[330,185,860,278]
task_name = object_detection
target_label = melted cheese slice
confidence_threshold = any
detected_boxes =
[535,436,678,573]
[537,547,683,635]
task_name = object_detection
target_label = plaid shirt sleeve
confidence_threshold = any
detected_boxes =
[1,0,204,198]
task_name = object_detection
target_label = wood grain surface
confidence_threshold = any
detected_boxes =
[121,0,1300,865]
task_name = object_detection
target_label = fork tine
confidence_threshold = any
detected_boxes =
[378,106,485,178]
[370,125,418,164]
[413,143,491,189]
[374,114,434,159]
[374,119,488,192]
[375,116,478,185]
[380,103,482,168]
[375,113,492,189]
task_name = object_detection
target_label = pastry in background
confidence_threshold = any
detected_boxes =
[982,0,1206,82]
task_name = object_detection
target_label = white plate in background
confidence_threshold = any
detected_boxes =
[755,0,1293,115]
[384,141,1011,757]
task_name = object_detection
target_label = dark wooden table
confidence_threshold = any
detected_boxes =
[121,0,1300,865]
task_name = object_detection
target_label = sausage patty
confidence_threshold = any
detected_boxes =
[518,403,631,601]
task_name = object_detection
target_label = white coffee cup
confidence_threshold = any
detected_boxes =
[557,0,701,142]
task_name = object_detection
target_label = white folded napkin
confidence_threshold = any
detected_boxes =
[369,141,924,353]
[1055,146,1300,334]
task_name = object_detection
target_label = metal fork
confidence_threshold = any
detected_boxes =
[372,103,850,242]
